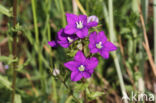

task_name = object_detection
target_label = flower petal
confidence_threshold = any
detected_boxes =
[48,41,57,47]
[57,29,67,40]
[66,13,78,25]
[86,57,98,70]
[97,31,107,43]
[64,61,78,71]
[87,21,98,28]
[89,47,98,53]
[76,27,88,38]
[74,51,86,62]
[57,40,70,48]
[103,41,117,51]
[89,32,97,44]
[89,32,98,53]
[78,15,87,25]
[99,50,109,59]
[64,25,77,34]
[71,71,83,81]
[83,71,92,79]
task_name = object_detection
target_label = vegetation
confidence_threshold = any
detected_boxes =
[0,0,155,103]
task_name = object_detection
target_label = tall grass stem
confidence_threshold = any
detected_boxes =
[59,0,66,27]
[108,0,128,103]
[31,0,45,91]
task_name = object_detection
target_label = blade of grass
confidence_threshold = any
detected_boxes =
[141,0,148,23]
[31,0,45,92]
[44,0,57,101]
[58,0,66,27]
[108,1,128,103]
[31,0,39,45]
[75,0,87,15]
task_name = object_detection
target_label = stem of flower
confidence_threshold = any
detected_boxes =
[59,76,80,103]
[49,68,80,103]
[82,79,88,103]
[11,0,17,102]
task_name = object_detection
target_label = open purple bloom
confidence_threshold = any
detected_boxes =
[89,31,117,59]
[64,13,98,38]
[48,29,78,48]
[64,51,98,81]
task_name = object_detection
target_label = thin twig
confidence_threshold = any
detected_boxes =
[138,4,156,76]
[154,0,156,65]
[118,36,135,88]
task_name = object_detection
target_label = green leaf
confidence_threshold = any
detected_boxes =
[17,58,31,71]
[0,55,18,64]
[134,72,142,81]
[0,75,12,90]
[0,4,12,17]
[74,83,89,92]
[88,91,105,100]
[14,94,22,103]
[65,96,73,103]
[120,27,131,34]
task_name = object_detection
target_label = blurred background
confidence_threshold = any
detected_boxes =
[0,0,156,103]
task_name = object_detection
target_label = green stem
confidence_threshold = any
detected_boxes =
[31,0,39,45]
[11,2,17,103]
[82,79,87,103]
[141,0,148,24]
[59,0,66,27]
[154,0,156,64]
[31,0,45,91]
[108,1,128,103]
[11,0,17,102]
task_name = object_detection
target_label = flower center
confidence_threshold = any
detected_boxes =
[96,42,103,49]
[76,21,83,29]
[67,37,74,43]
[78,65,85,72]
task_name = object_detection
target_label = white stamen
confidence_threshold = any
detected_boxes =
[78,65,85,72]
[76,21,83,29]
[67,37,74,43]
[96,42,103,49]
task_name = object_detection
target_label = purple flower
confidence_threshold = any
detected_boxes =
[48,29,78,48]
[64,13,98,38]
[64,51,98,81]
[87,15,99,28]
[89,31,117,59]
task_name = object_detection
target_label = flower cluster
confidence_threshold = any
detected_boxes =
[48,13,117,81]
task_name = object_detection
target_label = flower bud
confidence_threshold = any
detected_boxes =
[53,68,60,76]
[87,15,99,23]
